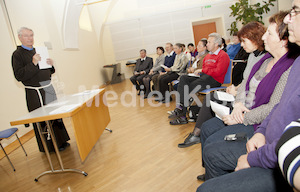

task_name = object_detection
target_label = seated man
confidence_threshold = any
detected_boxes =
[169,33,230,125]
[152,43,176,91]
[130,49,153,95]
[196,6,300,191]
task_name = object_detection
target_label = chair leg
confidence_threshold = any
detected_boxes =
[15,134,27,156]
[0,142,15,171]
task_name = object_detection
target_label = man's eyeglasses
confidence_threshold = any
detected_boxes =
[288,7,300,18]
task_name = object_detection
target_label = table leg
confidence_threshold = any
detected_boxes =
[34,121,88,182]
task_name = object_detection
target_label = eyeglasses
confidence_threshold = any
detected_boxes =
[288,7,300,19]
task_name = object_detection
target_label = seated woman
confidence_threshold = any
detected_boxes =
[155,43,188,103]
[178,21,266,148]
[142,47,165,98]
[187,39,208,74]
[198,11,300,181]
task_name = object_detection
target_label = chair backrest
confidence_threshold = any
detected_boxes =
[222,60,233,86]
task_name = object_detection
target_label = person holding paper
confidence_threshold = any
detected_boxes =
[168,33,230,125]
[197,11,300,182]
[187,39,209,74]
[197,6,300,191]
[178,22,266,148]
[152,43,176,91]
[142,47,165,98]
[11,27,70,152]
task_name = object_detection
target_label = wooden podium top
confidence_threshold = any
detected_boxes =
[10,89,105,126]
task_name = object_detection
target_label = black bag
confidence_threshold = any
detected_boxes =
[188,105,201,121]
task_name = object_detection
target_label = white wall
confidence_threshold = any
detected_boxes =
[278,0,293,11]
[95,0,278,79]
[0,0,106,147]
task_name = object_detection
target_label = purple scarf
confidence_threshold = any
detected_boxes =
[245,52,295,130]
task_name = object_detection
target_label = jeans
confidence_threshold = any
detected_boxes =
[200,117,254,179]
[196,167,293,192]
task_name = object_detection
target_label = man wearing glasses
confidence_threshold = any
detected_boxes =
[196,1,300,191]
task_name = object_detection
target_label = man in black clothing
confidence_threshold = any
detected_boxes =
[11,27,70,152]
[130,49,153,95]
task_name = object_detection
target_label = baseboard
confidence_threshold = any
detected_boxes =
[0,129,35,160]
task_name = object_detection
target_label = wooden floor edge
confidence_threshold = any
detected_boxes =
[0,129,35,160]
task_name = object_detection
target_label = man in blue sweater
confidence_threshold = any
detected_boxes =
[197,2,300,191]
[152,43,176,91]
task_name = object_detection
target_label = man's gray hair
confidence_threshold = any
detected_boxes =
[208,33,222,47]
[17,27,33,36]
[140,49,146,53]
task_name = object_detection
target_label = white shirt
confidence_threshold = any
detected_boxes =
[209,48,221,55]
[167,51,174,57]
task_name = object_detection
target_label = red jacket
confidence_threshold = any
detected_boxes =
[202,49,230,84]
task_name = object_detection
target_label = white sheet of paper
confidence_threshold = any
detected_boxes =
[210,101,230,120]
[49,104,80,115]
[35,46,51,69]
[160,64,167,69]
[188,73,200,77]
[215,91,235,102]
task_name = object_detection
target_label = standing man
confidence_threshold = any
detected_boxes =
[11,27,70,152]
[130,49,153,95]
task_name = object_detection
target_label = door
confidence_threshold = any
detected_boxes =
[192,22,216,45]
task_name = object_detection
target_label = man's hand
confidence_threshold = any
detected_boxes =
[194,69,202,75]
[246,133,266,153]
[187,67,195,73]
[235,154,250,171]
[140,71,146,75]
[149,69,153,75]
[46,58,54,66]
[164,67,171,72]
[160,72,166,75]
[134,71,140,76]
[32,54,41,65]
[231,102,250,124]
[222,115,239,125]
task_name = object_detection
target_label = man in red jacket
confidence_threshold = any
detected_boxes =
[169,33,230,125]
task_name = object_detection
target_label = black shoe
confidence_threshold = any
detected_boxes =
[170,117,188,125]
[59,142,70,151]
[168,108,183,119]
[137,90,141,95]
[197,174,206,181]
[178,133,200,148]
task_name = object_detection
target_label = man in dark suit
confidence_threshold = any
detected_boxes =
[130,49,153,95]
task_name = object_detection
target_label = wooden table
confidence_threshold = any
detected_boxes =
[10,89,111,181]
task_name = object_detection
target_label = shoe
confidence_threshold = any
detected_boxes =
[197,174,206,181]
[170,117,188,125]
[168,108,183,119]
[178,133,200,148]
[137,90,141,95]
[59,142,70,151]
[144,94,149,99]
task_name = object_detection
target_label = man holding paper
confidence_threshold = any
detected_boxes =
[11,27,70,152]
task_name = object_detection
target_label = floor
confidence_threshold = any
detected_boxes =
[0,79,204,192]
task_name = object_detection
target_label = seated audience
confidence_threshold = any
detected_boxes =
[221,38,227,52]
[168,33,230,125]
[226,32,242,60]
[142,47,165,98]
[178,21,266,148]
[187,43,198,67]
[276,119,300,191]
[155,43,188,103]
[187,39,208,74]
[152,43,175,91]
[197,10,300,186]
[130,49,153,95]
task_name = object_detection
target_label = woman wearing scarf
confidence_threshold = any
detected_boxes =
[197,11,300,182]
